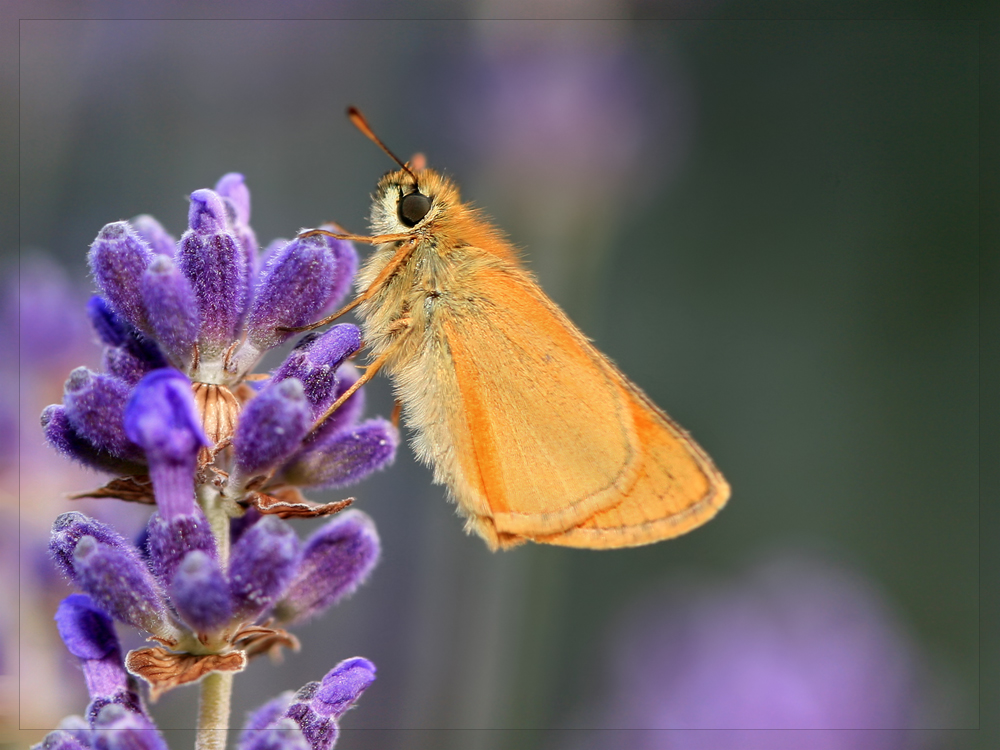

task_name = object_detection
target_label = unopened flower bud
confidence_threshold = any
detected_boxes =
[88,221,155,334]
[234,379,311,476]
[228,516,300,622]
[275,511,380,625]
[169,550,233,633]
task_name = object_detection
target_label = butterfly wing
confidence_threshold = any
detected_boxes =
[439,265,641,543]
[427,258,727,549]
[534,380,730,548]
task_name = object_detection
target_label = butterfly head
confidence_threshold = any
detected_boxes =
[370,166,460,237]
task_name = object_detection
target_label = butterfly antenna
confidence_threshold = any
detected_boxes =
[347,106,418,181]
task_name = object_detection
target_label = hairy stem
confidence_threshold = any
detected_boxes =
[196,488,234,749]
[195,671,234,750]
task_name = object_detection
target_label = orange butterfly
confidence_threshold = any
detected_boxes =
[295,108,730,550]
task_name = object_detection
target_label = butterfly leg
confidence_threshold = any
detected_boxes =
[279,237,419,334]
[307,319,413,436]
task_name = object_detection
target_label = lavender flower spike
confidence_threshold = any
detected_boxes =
[315,225,358,317]
[124,369,207,519]
[308,363,365,439]
[88,221,156,334]
[86,295,129,348]
[215,172,259,278]
[314,658,376,718]
[275,511,380,625]
[41,404,145,475]
[145,509,217,586]
[242,692,295,737]
[32,730,90,750]
[50,512,138,581]
[216,172,251,225]
[177,188,250,362]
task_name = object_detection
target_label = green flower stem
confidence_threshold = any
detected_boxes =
[195,671,234,750]
[196,485,236,750]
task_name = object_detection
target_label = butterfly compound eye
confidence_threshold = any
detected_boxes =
[399,192,431,227]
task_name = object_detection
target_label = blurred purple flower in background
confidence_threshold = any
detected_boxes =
[563,554,930,750]
[450,17,693,313]
[1,257,120,729]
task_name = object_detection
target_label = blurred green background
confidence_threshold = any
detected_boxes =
[6,4,988,750]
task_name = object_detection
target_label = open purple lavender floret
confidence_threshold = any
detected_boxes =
[36,174,394,747]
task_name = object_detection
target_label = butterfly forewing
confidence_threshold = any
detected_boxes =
[440,263,642,538]
[429,255,726,548]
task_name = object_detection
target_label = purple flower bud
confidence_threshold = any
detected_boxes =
[62,368,140,460]
[124,370,206,519]
[245,235,347,352]
[144,510,217,585]
[42,405,146,475]
[215,174,260,283]
[71,535,169,635]
[178,190,250,358]
[50,512,137,581]
[141,255,200,370]
[282,419,397,490]
[313,657,376,719]
[87,296,128,347]
[238,718,310,750]
[284,658,376,750]
[169,550,233,633]
[271,326,362,418]
[33,730,90,750]
[88,221,155,334]
[215,173,251,225]
[92,704,168,750]
[276,511,380,625]
[228,516,300,622]
[130,214,176,256]
[234,379,312,476]
[188,189,227,234]
[55,595,130,701]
